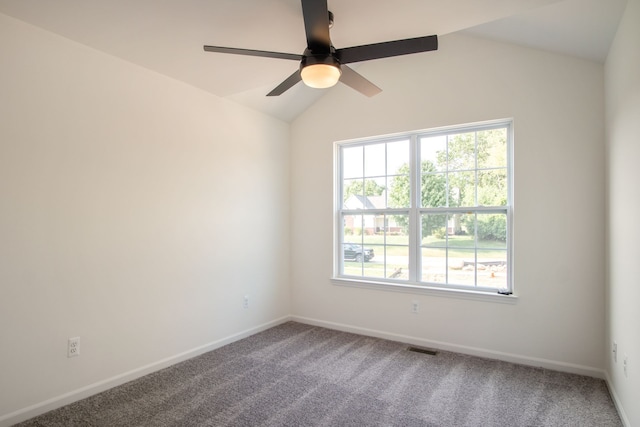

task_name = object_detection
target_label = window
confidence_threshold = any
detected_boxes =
[335,120,512,295]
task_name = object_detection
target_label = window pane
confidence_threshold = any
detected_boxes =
[363,217,409,279]
[387,140,410,175]
[343,145,363,179]
[421,213,448,283]
[383,245,408,280]
[478,169,507,206]
[448,249,476,286]
[343,213,409,280]
[384,140,411,209]
[422,247,447,284]
[388,174,410,208]
[421,214,447,245]
[476,213,507,247]
[342,241,375,276]
[393,214,410,240]
[381,214,409,245]
[343,257,363,276]
[361,245,384,278]
[477,128,507,169]
[355,214,375,242]
[343,214,363,242]
[352,244,384,278]
[447,132,476,171]
[420,173,446,208]
[353,214,374,237]
[367,177,387,209]
[420,135,447,172]
[477,250,507,290]
[343,178,386,208]
[449,213,475,247]
[364,143,386,177]
[448,171,475,207]
[343,179,362,206]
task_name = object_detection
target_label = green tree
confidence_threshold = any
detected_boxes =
[388,161,446,236]
[438,129,507,207]
[343,179,385,202]
[388,129,508,241]
[439,132,475,208]
[451,129,507,241]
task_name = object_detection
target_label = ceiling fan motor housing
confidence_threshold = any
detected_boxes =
[300,48,341,70]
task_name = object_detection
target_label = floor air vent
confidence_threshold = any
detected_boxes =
[407,346,438,356]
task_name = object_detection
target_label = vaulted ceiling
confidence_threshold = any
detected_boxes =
[0,0,627,122]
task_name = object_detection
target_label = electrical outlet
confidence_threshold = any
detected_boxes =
[613,342,617,363]
[68,337,80,358]
[243,295,250,309]
[412,300,419,314]
[623,354,628,377]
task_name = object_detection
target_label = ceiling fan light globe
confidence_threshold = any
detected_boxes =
[301,64,341,89]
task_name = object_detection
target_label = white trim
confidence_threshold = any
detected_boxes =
[291,315,604,379]
[604,370,631,427]
[335,118,514,146]
[332,277,518,304]
[0,316,292,427]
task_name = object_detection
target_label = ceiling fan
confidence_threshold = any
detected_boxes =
[203,0,438,97]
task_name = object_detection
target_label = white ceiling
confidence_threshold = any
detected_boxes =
[0,0,627,122]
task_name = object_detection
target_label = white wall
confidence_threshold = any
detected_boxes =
[605,0,640,424]
[291,33,606,374]
[0,7,621,425]
[0,13,290,424]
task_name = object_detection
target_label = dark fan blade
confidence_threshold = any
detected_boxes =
[301,0,331,53]
[267,70,302,96]
[339,65,382,97]
[204,45,301,61]
[336,35,438,64]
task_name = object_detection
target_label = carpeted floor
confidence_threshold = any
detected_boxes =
[17,322,622,426]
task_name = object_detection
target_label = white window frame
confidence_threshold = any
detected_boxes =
[333,119,515,301]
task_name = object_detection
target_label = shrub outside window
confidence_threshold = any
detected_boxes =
[336,120,512,294]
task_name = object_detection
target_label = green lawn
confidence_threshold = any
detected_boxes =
[344,233,506,258]
[343,261,405,279]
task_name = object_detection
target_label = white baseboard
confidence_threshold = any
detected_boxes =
[291,315,606,379]
[604,370,631,427]
[3,315,623,427]
[0,315,292,427]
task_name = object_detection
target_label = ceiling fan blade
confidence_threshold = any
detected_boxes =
[335,35,438,64]
[339,65,382,97]
[301,0,331,53]
[266,70,302,96]
[204,45,301,61]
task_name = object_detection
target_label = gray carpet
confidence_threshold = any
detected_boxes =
[17,322,621,426]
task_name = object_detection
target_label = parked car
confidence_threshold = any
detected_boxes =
[343,243,375,262]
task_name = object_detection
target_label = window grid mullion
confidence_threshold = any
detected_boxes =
[474,131,478,287]
[384,143,388,279]
[359,148,365,276]
[409,134,419,283]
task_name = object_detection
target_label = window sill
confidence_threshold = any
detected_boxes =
[331,277,518,304]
